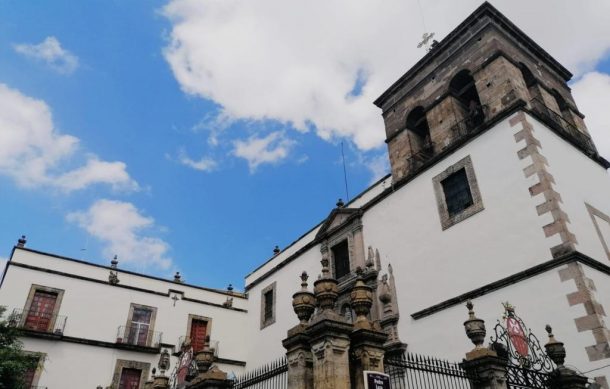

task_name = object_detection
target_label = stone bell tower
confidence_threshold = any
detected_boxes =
[374,1,601,185]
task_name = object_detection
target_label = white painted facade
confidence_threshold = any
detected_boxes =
[243,112,610,378]
[0,248,248,388]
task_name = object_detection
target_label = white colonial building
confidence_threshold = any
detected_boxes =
[2,2,610,388]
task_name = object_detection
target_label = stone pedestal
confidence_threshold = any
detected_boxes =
[307,319,353,389]
[461,351,509,389]
[152,375,169,389]
[350,328,388,389]
[188,366,233,389]
[549,367,589,389]
[283,325,314,389]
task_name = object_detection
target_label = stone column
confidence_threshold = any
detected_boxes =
[307,256,353,389]
[544,325,589,389]
[378,270,406,360]
[349,271,388,389]
[283,271,316,389]
[460,301,509,389]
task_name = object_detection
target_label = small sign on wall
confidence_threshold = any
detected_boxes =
[364,371,391,389]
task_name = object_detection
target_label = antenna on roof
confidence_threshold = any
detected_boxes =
[341,141,350,203]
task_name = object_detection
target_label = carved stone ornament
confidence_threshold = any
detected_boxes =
[544,324,566,367]
[293,271,316,324]
[195,336,215,374]
[158,349,170,375]
[313,256,339,311]
[350,269,373,329]
[463,300,486,350]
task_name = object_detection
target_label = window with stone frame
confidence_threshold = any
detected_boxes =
[186,315,211,353]
[433,155,484,230]
[124,303,157,347]
[22,285,64,333]
[111,359,150,389]
[441,168,474,216]
[331,240,350,279]
[260,282,276,329]
[22,352,45,388]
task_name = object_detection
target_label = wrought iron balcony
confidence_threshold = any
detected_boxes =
[8,308,67,336]
[529,98,597,155]
[116,325,162,349]
[177,335,219,354]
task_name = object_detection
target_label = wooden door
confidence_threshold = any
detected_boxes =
[190,319,208,352]
[25,291,57,331]
[119,368,141,389]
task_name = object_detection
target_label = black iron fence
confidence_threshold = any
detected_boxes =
[115,325,162,348]
[385,353,477,389]
[231,357,287,389]
[9,308,67,335]
[507,365,551,389]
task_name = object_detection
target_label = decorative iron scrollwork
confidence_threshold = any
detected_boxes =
[489,302,554,373]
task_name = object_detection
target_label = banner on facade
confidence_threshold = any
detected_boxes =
[364,371,391,389]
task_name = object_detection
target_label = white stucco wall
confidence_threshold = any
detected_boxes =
[242,112,610,372]
[0,249,248,386]
[528,115,610,264]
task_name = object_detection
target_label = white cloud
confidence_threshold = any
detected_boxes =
[233,132,295,171]
[177,149,217,172]
[162,0,610,151]
[572,72,610,160]
[0,83,138,192]
[14,36,79,75]
[67,200,172,271]
[363,154,390,184]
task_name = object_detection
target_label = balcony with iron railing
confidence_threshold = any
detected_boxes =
[176,335,219,355]
[403,91,601,177]
[115,325,162,349]
[529,98,597,155]
[8,308,67,336]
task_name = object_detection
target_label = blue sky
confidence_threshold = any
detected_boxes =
[1,0,609,290]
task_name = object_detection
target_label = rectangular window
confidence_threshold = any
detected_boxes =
[441,168,474,216]
[190,319,208,353]
[331,240,350,279]
[25,290,58,332]
[264,290,274,322]
[128,306,153,346]
[260,282,276,329]
[433,156,484,230]
[119,368,141,389]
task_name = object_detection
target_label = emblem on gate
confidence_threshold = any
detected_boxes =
[489,302,554,372]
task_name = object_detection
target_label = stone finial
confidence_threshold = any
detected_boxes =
[173,272,182,283]
[463,300,486,350]
[195,335,215,374]
[17,235,27,248]
[109,255,120,285]
[350,271,373,330]
[158,349,170,375]
[375,249,381,270]
[227,284,234,293]
[314,256,339,312]
[273,245,281,255]
[544,324,566,367]
[378,274,392,315]
[336,198,345,208]
[223,296,233,308]
[366,247,375,268]
[292,271,316,325]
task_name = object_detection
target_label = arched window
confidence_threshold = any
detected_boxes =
[551,89,574,125]
[519,63,536,88]
[406,106,430,141]
[449,70,484,126]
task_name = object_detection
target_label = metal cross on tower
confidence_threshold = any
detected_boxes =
[417,32,436,51]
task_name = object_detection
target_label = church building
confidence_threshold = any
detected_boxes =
[1,2,610,388]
